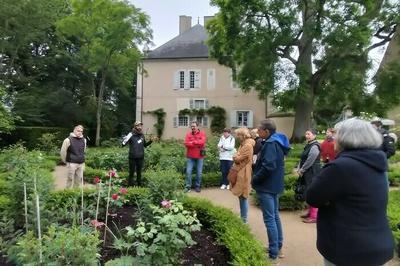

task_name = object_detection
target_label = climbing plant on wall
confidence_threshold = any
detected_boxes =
[146,108,166,138]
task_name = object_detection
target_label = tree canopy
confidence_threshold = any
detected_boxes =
[207,0,400,141]
[0,0,152,145]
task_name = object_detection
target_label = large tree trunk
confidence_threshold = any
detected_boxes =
[291,1,316,142]
[95,70,106,146]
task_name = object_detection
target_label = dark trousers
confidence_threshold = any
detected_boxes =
[220,160,233,185]
[128,158,144,186]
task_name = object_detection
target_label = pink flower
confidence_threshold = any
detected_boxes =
[111,193,119,200]
[90,219,105,228]
[109,170,116,178]
[93,176,101,184]
[161,200,172,208]
[119,187,128,195]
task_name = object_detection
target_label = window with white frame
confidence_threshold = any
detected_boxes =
[194,116,208,127]
[190,98,209,109]
[178,116,189,127]
[231,110,253,127]
[237,111,249,126]
[174,70,201,89]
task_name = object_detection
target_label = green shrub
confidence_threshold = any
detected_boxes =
[86,147,128,171]
[201,172,221,187]
[8,225,101,265]
[145,169,183,204]
[183,197,268,266]
[388,190,400,256]
[279,190,307,210]
[101,137,122,147]
[36,132,61,154]
[388,163,400,186]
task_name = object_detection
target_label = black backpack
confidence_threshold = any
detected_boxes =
[382,133,396,158]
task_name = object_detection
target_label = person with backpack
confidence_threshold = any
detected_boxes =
[371,120,396,158]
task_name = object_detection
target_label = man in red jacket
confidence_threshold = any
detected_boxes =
[184,121,207,193]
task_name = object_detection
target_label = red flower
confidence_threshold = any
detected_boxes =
[90,219,104,228]
[119,187,128,195]
[93,176,101,184]
[111,193,119,200]
[109,170,116,178]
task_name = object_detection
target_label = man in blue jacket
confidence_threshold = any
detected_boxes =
[252,119,290,263]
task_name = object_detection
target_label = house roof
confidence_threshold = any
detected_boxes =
[147,24,209,59]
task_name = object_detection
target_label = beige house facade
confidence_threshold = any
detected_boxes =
[136,16,278,139]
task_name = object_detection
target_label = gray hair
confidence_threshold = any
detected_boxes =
[335,118,382,152]
[259,119,276,132]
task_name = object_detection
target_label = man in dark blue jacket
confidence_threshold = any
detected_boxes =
[122,121,153,186]
[252,119,290,263]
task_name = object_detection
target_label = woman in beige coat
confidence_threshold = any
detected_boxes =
[230,127,255,223]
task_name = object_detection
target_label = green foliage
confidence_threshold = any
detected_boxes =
[86,147,129,172]
[0,127,69,150]
[0,86,16,134]
[183,197,267,266]
[145,169,183,205]
[123,200,201,265]
[101,138,122,148]
[387,190,400,255]
[207,106,227,134]
[146,108,166,138]
[8,225,101,265]
[388,163,400,186]
[105,256,141,266]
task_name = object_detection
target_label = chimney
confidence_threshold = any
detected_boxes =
[179,15,192,35]
[204,16,214,26]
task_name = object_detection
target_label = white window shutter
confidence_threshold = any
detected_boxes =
[173,71,180,89]
[194,70,201,88]
[173,117,177,128]
[205,99,209,109]
[184,70,189,89]
[207,69,215,90]
[230,111,237,127]
[189,99,194,109]
[203,116,208,127]
[248,110,254,128]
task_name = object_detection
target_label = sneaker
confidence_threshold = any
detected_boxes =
[195,187,201,193]
[220,184,226,189]
[302,218,317,223]
[269,257,279,265]
[278,250,285,258]
[226,185,230,189]
[184,188,191,193]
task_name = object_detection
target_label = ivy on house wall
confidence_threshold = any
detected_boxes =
[178,106,226,134]
[146,108,166,138]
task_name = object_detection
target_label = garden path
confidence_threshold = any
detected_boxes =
[51,167,399,265]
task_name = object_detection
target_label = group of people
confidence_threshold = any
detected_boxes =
[60,117,396,265]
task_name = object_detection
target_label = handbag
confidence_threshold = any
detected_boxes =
[227,168,238,187]
[294,175,307,202]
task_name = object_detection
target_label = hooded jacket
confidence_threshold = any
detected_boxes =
[252,132,291,194]
[306,149,394,266]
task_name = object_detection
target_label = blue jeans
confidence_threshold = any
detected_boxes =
[257,192,283,259]
[185,158,204,189]
[220,160,233,185]
[239,196,248,223]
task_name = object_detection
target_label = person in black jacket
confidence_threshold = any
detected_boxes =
[306,118,394,266]
[371,119,396,158]
[122,121,153,186]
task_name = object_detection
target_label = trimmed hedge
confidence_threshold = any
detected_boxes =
[183,197,268,266]
[387,190,400,256]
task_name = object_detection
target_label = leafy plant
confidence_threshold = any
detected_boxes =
[8,225,101,265]
[122,200,201,265]
[36,132,60,154]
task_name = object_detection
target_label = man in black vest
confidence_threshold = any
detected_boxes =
[122,121,153,186]
[60,125,87,188]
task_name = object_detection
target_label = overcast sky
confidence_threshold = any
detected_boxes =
[130,0,219,48]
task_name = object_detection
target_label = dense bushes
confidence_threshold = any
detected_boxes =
[387,190,400,256]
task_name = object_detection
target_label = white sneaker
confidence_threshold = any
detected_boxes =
[226,185,230,190]
[220,184,226,189]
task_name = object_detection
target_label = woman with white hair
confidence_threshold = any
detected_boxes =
[306,118,394,266]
